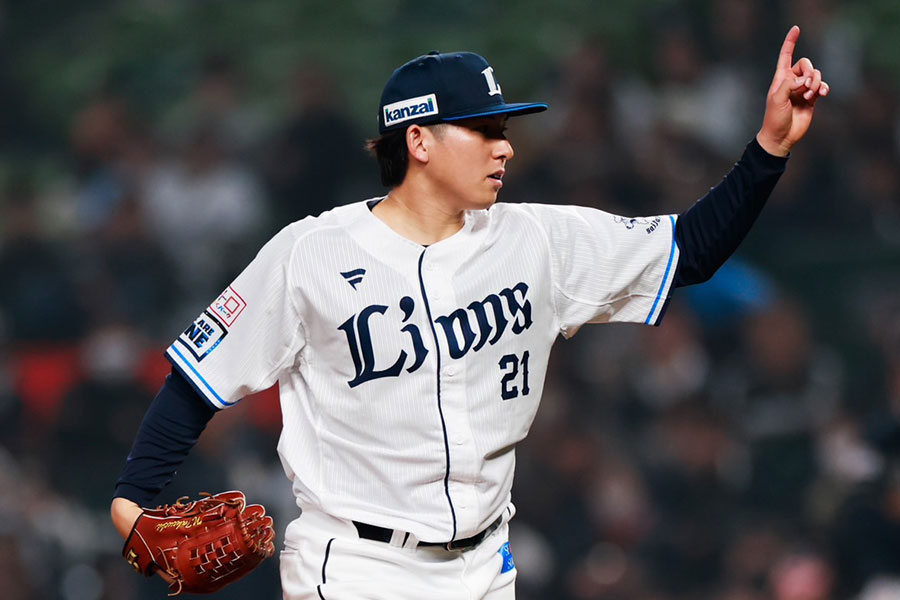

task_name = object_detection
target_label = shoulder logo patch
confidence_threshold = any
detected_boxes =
[341,268,366,290]
[211,286,246,327]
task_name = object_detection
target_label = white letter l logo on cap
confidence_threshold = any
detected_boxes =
[481,67,502,96]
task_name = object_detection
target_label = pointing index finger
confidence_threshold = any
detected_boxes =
[777,25,800,71]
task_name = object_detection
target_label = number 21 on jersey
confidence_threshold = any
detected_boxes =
[499,350,529,400]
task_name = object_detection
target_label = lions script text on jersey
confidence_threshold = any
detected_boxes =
[167,199,679,543]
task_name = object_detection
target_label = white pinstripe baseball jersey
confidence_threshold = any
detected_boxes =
[166,198,679,542]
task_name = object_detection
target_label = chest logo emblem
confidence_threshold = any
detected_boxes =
[340,268,366,290]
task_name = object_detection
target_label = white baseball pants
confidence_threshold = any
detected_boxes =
[280,507,517,599]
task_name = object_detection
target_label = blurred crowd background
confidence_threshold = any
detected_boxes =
[2,0,900,599]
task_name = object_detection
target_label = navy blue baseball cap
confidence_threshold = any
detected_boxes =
[378,51,548,133]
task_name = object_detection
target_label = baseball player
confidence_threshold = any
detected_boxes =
[112,27,827,599]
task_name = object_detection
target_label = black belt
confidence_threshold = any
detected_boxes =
[353,514,503,551]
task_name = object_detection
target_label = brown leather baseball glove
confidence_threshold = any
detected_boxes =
[122,491,275,596]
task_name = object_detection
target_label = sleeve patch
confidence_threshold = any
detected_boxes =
[175,310,227,362]
[613,215,662,234]
[211,286,247,327]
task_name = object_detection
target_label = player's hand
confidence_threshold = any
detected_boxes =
[111,496,143,539]
[756,25,829,157]
[110,497,176,585]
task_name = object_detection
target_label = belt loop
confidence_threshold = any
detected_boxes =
[402,532,419,550]
[388,528,406,547]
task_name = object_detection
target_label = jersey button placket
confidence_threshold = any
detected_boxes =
[420,260,460,531]
[423,262,478,534]
[445,356,480,528]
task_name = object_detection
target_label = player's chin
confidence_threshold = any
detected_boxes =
[471,194,499,210]
[472,187,502,210]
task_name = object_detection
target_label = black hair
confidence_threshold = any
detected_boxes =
[365,129,409,188]
[365,124,450,187]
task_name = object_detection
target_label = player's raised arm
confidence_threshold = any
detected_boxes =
[671,25,829,288]
[756,25,830,157]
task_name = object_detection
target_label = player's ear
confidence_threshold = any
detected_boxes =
[406,124,431,165]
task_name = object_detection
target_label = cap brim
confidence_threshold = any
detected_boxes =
[443,102,548,121]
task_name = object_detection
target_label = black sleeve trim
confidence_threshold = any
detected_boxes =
[673,138,787,287]
[113,368,217,506]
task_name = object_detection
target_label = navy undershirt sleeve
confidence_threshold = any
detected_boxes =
[673,138,788,287]
[114,368,217,506]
